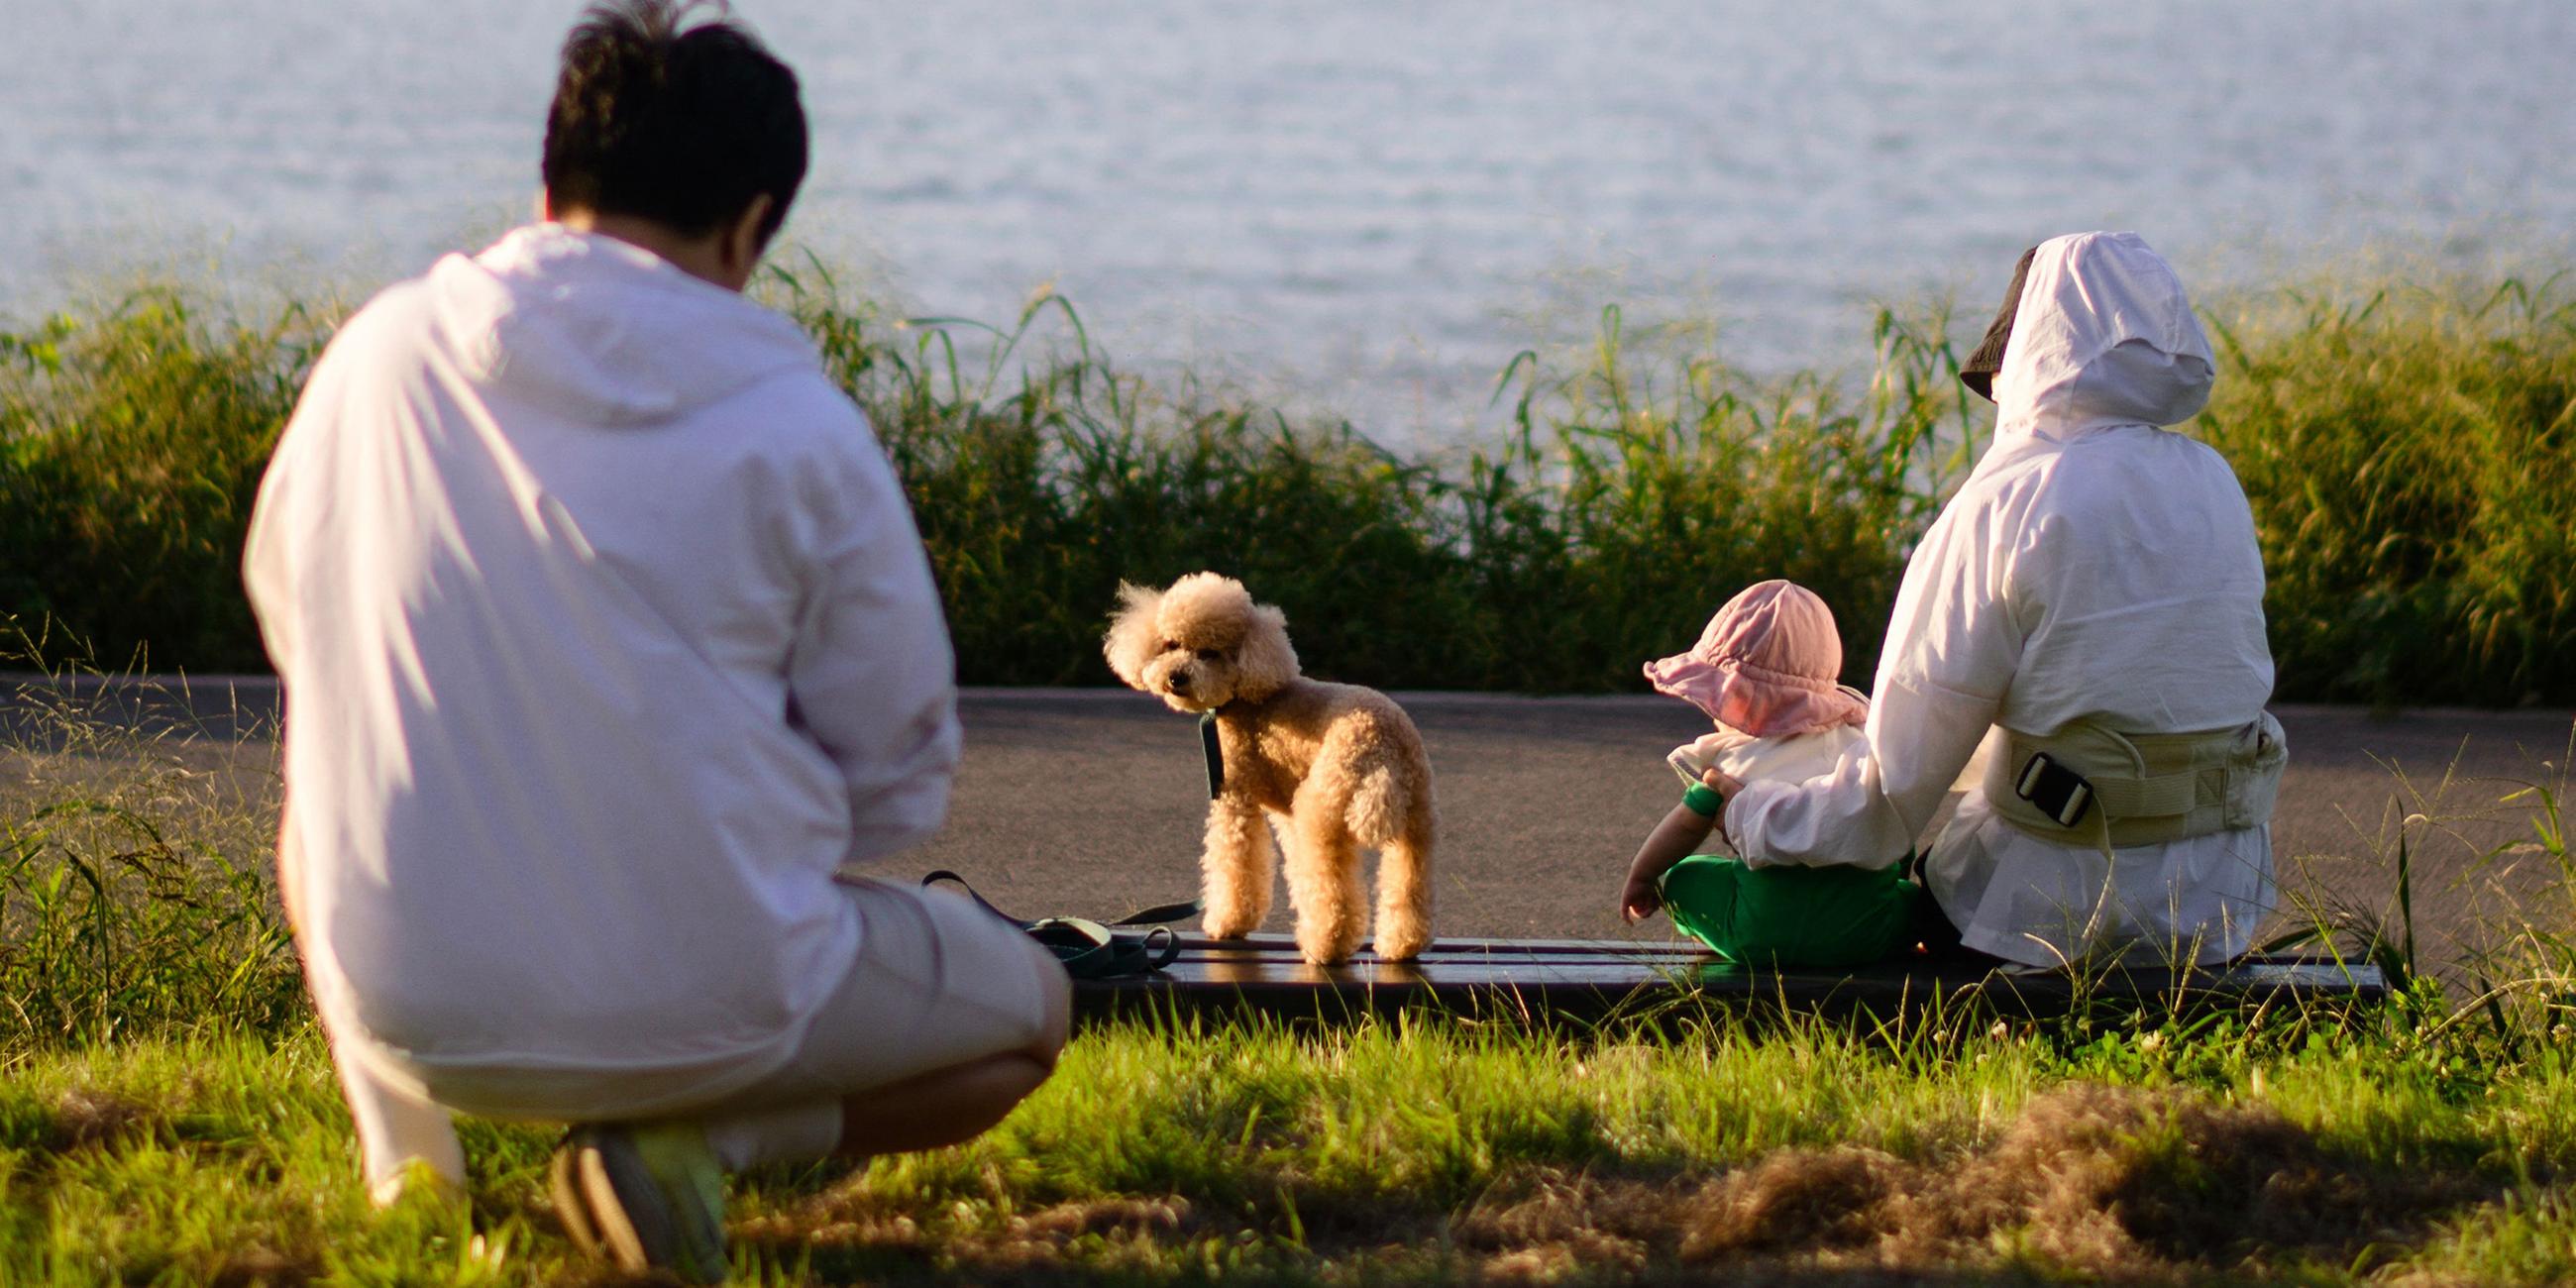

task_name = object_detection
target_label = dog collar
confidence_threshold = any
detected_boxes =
[1199,711,1224,799]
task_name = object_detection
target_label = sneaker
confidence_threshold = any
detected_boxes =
[549,1122,729,1283]
[370,1158,469,1212]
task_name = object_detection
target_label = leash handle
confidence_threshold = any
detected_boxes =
[923,868,1201,930]
[1113,897,1204,927]
[1135,924,1183,970]
[919,870,1193,977]
[919,869,1030,928]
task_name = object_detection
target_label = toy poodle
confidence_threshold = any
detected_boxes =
[1104,573,1436,964]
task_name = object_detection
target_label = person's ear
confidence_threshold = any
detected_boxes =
[714,194,776,291]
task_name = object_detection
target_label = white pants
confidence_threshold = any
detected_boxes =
[331,879,1066,1200]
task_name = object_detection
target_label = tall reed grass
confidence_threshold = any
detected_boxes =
[3,257,2571,702]
[2200,273,2576,707]
[783,268,1962,691]
[0,662,299,1055]
[0,292,322,675]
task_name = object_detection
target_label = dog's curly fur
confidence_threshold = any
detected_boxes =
[1104,573,1435,964]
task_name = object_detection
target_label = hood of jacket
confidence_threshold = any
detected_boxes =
[1986,231,2214,456]
[425,223,817,425]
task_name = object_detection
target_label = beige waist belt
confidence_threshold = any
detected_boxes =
[1984,712,2289,847]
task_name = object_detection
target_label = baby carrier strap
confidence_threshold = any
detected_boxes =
[1985,712,2288,847]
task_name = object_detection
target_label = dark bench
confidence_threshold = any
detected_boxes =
[1071,933,2389,1026]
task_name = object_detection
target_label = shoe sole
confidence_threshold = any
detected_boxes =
[547,1144,604,1259]
[552,1128,709,1279]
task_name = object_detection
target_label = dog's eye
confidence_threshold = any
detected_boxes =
[1154,639,1173,653]
[1195,648,1222,662]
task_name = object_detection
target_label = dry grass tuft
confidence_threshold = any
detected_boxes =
[739,1187,1201,1280]
[1454,1167,1691,1280]
[721,1085,2492,1281]
[736,1185,938,1259]
[1006,1195,1192,1242]
[554,1272,685,1288]
[1686,1145,1907,1256]
[1683,1084,2483,1277]
[205,1245,316,1288]
[43,1087,154,1151]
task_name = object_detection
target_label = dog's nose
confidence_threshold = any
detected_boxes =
[1168,671,1193,693]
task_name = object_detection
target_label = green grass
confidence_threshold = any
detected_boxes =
[6,681,2576,1281]
[6,255,2574,701]
[3,1013,2576,1284]
[0,665,300,1054]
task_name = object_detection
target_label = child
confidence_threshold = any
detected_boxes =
[1617,580,1919,968]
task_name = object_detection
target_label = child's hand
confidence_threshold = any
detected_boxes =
[1696,766,1745,847]
[1620,872,1663,924]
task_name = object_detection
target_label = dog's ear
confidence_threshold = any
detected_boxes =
[1102,582,1166,688]
[1232,600,1301,700]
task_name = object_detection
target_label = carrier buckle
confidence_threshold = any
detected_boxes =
[2014,751,2095,827]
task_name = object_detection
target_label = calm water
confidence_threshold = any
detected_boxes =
[9,0,2574,439]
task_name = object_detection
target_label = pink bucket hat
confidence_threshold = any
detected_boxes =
[1643,580,1870,737]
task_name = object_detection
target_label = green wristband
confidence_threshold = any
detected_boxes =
[1680,782,1724,817]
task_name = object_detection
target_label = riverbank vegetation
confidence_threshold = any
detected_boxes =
[3,690,2576,1282]
[3,261,2572,703]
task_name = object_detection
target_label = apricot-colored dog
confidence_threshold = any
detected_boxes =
[1104,573,1435,964]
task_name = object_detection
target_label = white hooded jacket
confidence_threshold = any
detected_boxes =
[245,225,960,1080]
[1725,232,2276,967]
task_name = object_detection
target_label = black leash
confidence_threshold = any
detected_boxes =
[1200,710,1225,798]
[920,870,1198,979]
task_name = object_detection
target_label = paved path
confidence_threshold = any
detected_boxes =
[7,677,2570,973]
[918,692,2573,973]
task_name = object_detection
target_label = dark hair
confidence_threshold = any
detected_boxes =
[541,0,807,244]
[1960,244,2040,403]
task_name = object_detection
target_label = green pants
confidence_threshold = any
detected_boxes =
[1659,853,1920,969]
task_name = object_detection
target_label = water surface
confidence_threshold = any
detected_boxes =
[9,1,2572,437]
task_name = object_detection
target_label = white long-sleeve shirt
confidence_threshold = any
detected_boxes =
[245,225,960,1080]
[1726,232,2277,967]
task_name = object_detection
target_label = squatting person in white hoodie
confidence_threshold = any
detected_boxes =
[243,3,1069,1277]
[1693,232,2288,970]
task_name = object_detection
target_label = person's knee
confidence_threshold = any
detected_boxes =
[1661,852,1742,896]
[918,1051,1050,1110]
[829,1050,1056,1155]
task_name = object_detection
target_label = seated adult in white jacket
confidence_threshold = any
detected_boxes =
[243,3,1067,1278]
[1704,232,2287,969]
